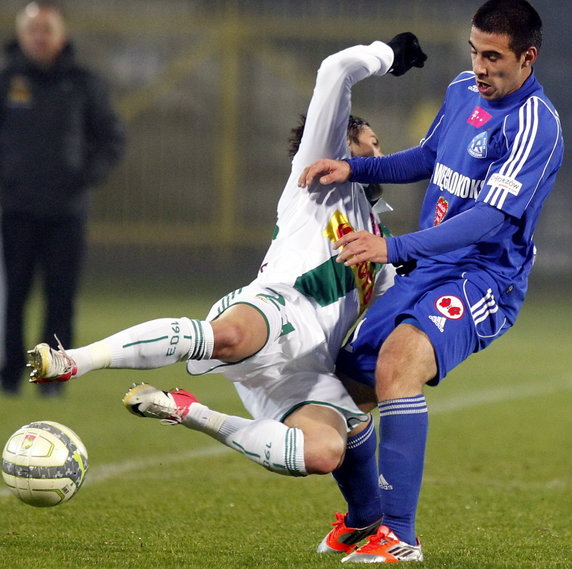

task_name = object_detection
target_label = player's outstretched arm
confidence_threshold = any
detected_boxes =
[298,158,351,188]
[297,32,426,189]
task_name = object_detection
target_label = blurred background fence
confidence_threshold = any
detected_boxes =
[1,0,570,288]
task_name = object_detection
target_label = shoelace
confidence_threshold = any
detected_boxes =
[331,513,346,529]
[126,383,186,426]
[54,334,75,374]
[360,528,395,551]
[159,405,187,426]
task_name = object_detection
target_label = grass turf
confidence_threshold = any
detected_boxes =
[0,280,570,568]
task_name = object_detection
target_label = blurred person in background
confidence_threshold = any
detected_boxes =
[0,1,125,396]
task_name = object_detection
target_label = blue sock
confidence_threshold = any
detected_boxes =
[378,395,428,545]
[332,415,382,528]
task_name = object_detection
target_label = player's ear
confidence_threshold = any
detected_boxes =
[522,46,538,68]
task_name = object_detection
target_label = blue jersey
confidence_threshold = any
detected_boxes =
[350,70,564,322]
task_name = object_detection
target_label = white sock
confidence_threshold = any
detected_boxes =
[182,404,307,477]
[68,317,214,377]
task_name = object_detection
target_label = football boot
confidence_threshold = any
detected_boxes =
[341,525,423,563]
[317,512,381,554]
[27,342,77,383]
[123,383,198,423]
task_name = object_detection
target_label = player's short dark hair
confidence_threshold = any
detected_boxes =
[288,114,372,159]
[472,0,542,55]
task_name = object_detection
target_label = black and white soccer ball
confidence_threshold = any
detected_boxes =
[2,420,88,507]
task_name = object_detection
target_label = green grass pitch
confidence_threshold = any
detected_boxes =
[0,280,570,569]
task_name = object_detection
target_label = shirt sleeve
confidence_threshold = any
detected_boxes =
[345,99,446,185]
[386,201,506,263]
[291,41,394,172]
[478,97,563,218]
[346,146,434,184]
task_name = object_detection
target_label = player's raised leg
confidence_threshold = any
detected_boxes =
[27,301,273,383]
[27,316,214,382]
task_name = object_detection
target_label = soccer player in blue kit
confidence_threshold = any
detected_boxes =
[300,0,563,563]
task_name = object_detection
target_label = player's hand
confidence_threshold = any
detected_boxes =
[388,32,427,76]
[334,230,388,266]
[298,159,351,188]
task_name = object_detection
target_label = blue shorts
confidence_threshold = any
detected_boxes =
[336,270,512,387]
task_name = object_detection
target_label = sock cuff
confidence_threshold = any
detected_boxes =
[186,319,215,360]
[378,395,427,417]
[285,427,307,476]
[346,415,375,450]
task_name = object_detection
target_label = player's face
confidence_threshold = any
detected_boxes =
[17,5,67,68]
[348,126,383,157]
[469,26,537,101]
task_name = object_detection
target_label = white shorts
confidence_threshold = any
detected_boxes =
[186,283,368,429]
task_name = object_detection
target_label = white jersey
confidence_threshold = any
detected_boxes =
[187,42,396,425]
[257,41,396,355]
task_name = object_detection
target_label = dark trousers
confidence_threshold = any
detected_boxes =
[1,212,86,394]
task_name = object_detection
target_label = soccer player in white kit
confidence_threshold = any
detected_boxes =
[28,35,426,550]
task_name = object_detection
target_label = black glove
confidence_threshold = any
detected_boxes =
[387,32,427,76]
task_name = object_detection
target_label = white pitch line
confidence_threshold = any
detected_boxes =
[428,372,572,414]
[2,374,571,499]
[0,443,231,499]
[84,444,231,486]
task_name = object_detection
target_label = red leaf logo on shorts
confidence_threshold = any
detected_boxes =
[435,295,464,320]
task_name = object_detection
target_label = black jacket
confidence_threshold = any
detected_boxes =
[0,41,125,217]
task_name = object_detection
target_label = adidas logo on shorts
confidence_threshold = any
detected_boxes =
[428,315,446,333]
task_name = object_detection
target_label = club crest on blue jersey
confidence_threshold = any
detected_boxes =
[468,131,488,159]
[434,196,448,225]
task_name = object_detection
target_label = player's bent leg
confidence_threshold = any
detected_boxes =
[284,404,349,474]
[122,382,307,477]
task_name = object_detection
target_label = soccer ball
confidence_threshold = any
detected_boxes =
[2,420,88,507]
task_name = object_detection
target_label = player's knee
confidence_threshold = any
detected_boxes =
[211,322,248,361]
[375,325,435,399]
[304,434,345,475]
[375,365,427,400]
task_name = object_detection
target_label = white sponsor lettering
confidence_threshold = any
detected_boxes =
[431,162,483,199]
[486,173,522,196]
